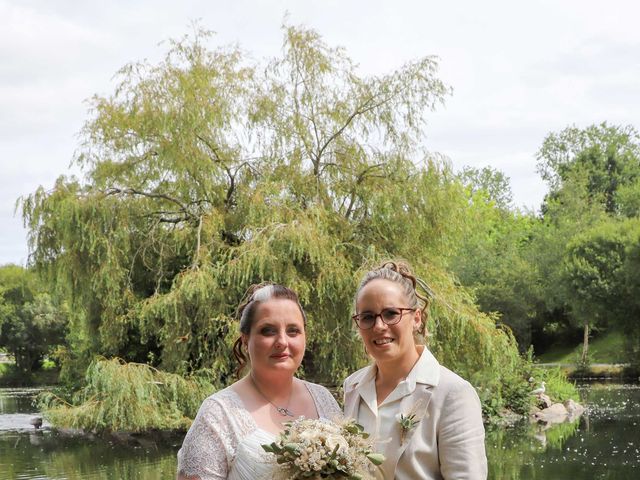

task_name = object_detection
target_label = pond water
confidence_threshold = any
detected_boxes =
[0,388,178,479]
[487,382,640,479]
[0,382,638,479]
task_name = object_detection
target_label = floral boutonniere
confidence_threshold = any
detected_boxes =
[398,412,419,445]
[397,398,426,445]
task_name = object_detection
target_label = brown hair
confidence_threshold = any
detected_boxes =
[355,260,431,336]
[232,282,307,378]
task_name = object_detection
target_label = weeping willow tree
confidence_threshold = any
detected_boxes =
[22,24,533,426]
[39,357,213,432]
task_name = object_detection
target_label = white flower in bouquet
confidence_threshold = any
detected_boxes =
[325,433,349,455]
[262,417,384,479]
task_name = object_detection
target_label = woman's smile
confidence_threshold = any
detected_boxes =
[373,337,394,346]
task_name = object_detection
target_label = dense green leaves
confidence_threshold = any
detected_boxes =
[0,265,67,374]
[39,357,214,432]
[459,166,514,210]
[447,122,640,367]
[530,123,640,362]
[537,122,640,214]
[564,220,631,323]
[620,230,640,368]
[448,196,541,349]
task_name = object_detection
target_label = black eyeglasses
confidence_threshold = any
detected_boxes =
[352,307,416,330]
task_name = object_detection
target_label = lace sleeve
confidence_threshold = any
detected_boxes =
[307,382,343,421]
[177,395,233,480]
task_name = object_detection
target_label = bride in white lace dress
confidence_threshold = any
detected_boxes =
[177,284,342,480]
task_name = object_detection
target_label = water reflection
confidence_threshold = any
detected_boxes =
[0,388,40,415]
[487,382,640,480]
[0,388,179,480]
[1,384,638,479]
[0,429,179,479]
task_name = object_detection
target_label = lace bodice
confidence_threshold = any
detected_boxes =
[177,381,342,480]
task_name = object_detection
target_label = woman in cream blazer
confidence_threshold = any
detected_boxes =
[343,261,487,479]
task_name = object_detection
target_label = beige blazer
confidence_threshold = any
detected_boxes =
[343,347,487,480]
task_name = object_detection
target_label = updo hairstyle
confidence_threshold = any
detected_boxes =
[355,260,431,336]
[232,282,307,378]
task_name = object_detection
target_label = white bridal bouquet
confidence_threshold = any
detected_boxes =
[262,417,385,479]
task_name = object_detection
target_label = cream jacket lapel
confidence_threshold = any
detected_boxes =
[389,346,440,471]
[391,383,434,470]
[343,364,375,421]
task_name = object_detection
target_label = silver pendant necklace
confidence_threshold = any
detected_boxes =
[250,374,295,417]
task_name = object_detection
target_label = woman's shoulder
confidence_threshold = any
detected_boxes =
[303,380,330,394]
[438,366,473,388]
[436,365,480,400]
[178,386,247,478]
[197,385,245,416]
[302,379,337,402]
[192,384,257,438]
[201,385,234,402]
[302,380,342,418]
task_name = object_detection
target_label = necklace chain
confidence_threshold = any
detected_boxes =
[250,374,295,417]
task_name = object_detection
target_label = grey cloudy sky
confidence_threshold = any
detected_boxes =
[2,0,640,265]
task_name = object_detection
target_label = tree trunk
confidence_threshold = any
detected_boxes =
[580,321,590,365]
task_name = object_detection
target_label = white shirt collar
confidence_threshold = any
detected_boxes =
[407,345,441,388]
[357,345,441,407]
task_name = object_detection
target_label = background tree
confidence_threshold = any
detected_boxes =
[529,122,640,358]
[459,165,514,210]
[537,122,640,215]
[450,167,541,349]
[620,225,640,368]
[449,124,640,359]
[616,179,640,217]
[0,265,67,374]
[527,172,607,353]
[562,220,631,363]
[21,25,534,426]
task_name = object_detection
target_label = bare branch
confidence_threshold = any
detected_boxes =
[105,187,194,219]
[196,134,225,163]
[344,163,385,220]
[191,215,203,270]
[313,82,411,173]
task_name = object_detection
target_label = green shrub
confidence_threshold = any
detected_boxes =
[535,367,579,403]
[38,357,215,433]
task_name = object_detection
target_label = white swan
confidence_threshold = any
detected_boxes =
[531,381,546,396]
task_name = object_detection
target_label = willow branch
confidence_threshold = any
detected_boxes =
[191,215,203,270]
[105,187,195,221]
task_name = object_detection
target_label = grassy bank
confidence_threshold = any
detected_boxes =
[535,362,633,379]
[536,330,627,364]
[533,330,640,379]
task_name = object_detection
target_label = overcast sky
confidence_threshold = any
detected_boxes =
[2,0,640,265]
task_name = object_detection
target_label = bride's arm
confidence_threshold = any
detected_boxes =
[176,396,230,480]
